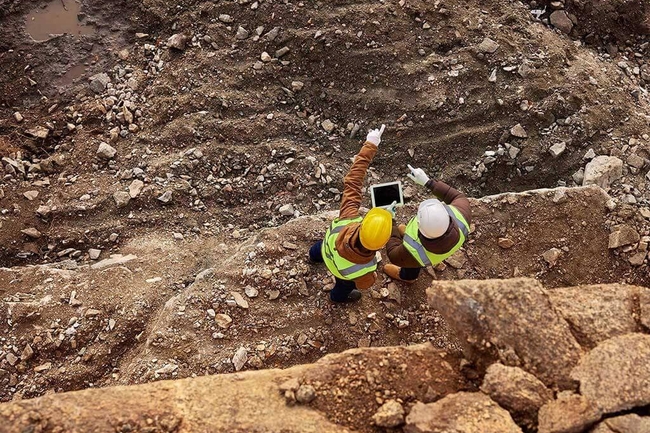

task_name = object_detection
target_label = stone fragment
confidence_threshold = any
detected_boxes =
[538,391,602,433]
[260,52,272,62]
[291,81,304,91]
[571,333,650,413]
[89,73,111,93]
[97,142,117,159]
[244,286,259,298]
[88,249,101,260]
[477,37,499,54]
[6,353,18,366]
[215,314,233,329]
[427,279,582,389]
[34,362,52,372]
[13,112,23,123]
[583,156,623,189]
[21,228,42,239]
[167,33,188,50]
[129,180,144,198]
[232,347,248,371]
[549,142,566,158]
[510,124,528,138]
[627,154,645,169]
[542,248,561,267]
[405,392,522,433]
[218,14,233,23]
[608,225,640,249]
[321,119,335,133]
[629,252,646,266]
[23,190,38,201]
[295,384,316,404]
[90,254,137,270]
[498,238,514,249]
[275,47,290,58]
[236,26,249,40]
[279,204,294,216]
[231,292,249,309]
[36,205,51,218]
[113,191,130,208]
[372,399,405,428]
[26,126,49,139]
[550,10,574,34]
[157,191,173,204]
[21,344,34,362]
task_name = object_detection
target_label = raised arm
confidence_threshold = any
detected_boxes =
[338,125,385,219]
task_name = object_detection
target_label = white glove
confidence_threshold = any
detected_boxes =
[366,124,386,146]
[386,200,398,217]
[407,164,430,186]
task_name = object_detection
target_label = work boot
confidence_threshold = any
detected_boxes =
[383,264,416,284]
[330,289,362,303]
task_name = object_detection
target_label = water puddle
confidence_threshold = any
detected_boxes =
[60,64,87,84]
[25,0,96,42]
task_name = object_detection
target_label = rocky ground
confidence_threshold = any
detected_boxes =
[1,0,649,430]
[2,277,650,433]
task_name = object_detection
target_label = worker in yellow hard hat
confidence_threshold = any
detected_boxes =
[309,124,393,303]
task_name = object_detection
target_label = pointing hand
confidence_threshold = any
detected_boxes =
[407,164,430,186]
[366,124,386,146]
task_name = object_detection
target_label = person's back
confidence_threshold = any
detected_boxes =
[384,165,471,283]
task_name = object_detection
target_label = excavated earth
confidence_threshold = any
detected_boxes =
[1,0,650,431]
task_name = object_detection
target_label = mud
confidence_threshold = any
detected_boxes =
[25,0,95,42]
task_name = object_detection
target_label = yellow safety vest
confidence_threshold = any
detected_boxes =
[322,217,377,280]
[403,204,469,267]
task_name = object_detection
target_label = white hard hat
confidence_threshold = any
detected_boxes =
[417,199,450,239]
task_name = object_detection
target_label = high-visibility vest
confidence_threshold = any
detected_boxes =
[402,204,469,267]
[322,217,377,280]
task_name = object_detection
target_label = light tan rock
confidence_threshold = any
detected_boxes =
[571,333,650,413]
[481,363,552,430]
[405,392,522,433]
[547,284,647,348]
[538,391,602,433]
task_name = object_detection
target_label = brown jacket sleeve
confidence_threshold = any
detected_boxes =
[354,271,377,290]
[425,179,472,225]
[339,141,378,219]
[386,223,422,268]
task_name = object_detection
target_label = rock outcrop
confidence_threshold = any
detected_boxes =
[427,278,583,389]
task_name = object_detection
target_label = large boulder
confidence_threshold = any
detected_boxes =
[427,278,583,389]
[404,392,522,433]
[481,363,553,430]
[537,391,602,433]
[570,333,650,413]
[547,284,648,348]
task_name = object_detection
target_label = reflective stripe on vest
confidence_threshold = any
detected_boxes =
[403,205,469,267]
[322,217,377,280]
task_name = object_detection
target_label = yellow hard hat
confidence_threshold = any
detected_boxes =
[359,208,392,251]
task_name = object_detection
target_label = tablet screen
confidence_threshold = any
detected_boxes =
[372,183,402,207]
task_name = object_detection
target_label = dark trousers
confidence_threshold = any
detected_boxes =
[309,241,356,302]
[400,267,422,280]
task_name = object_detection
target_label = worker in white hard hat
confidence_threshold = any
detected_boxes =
[383,165,472,283]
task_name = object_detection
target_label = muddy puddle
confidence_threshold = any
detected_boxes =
[60,64,87,84]
[25,0,96,42]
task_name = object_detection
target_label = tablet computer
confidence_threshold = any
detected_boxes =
[370,181,404,209]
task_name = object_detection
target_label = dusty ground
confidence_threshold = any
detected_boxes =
[1,0,649,410]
